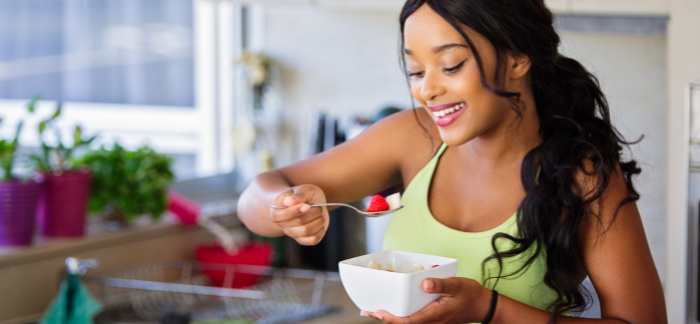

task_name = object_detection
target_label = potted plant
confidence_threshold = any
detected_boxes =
[0,96,42,246]
[77,143,174,227]
[31,103,96,237]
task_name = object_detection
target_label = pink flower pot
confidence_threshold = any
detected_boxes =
[0,179,42,246]
[36,170,92,237]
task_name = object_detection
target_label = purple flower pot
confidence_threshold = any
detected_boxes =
[0,179,42,246]
[36,170,92,237]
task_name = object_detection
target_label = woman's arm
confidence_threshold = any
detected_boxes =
[237,109,439,240]
[368,166,667,323]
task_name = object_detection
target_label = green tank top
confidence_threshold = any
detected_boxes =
[383,143,557,315]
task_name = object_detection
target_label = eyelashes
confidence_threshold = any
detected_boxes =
[443,60,466,73]
[407,59,467,78]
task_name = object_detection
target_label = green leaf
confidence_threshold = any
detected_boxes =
[13,121,23,144]
[74,126,82,145]
[38,121,46,135]
[28,155,48,173]
[84,135,97,145]
[51,103,62,120]
[27,94,41,113]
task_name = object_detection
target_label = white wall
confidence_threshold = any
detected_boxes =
[263,6,410,129]
[261,4,668,285]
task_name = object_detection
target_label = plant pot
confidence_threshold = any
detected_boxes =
[36,170,92,237]
[0,179,42,246]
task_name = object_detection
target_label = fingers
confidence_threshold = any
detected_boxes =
[270,184,329,246]
[361,310,414,324]
[284,185,318,207]
[422,277,463,296]
[280,209,323,227]
[293,222,326,246]
[283,215,325,239]
[270,185,321,223]
[270,202,313,223]
[374,302,445,324]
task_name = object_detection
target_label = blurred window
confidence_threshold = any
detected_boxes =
[0,0,241,179]
[0,0,194,107]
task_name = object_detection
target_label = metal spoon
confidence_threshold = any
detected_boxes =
[269,203,403,217]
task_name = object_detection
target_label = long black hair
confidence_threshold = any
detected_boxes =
[399,0,641,321]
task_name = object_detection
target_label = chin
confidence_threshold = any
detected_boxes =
[439,132,474,146]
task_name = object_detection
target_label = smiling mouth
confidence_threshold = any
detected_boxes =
[432,103,465,118]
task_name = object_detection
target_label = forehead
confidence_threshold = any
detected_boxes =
[404,4,466,47]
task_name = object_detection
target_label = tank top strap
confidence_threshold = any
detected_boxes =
[402,142,448,196]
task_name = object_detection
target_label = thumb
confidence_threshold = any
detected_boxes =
[422,277,462,296]
[284,185,316,207]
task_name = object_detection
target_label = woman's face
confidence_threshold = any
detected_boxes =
[404,4,517,146]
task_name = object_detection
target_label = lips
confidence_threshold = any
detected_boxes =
[428,102,466,127]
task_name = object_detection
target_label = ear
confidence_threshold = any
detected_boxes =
[507,52,531,80]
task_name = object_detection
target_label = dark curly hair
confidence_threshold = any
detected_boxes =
[399,0,642,321]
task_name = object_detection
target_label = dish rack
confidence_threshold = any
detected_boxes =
[80,259,341,323]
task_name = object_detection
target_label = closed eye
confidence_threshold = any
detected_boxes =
[443,60,466,74]
[407,71,424,78]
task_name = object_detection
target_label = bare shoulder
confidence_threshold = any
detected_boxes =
[574,161,633,217]
[574,160,639,241]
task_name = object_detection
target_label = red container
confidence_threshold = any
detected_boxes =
[36,170,92,237]
[0,179,41,246]
[196,242,273,288]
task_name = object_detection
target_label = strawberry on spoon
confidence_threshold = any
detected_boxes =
[366,195,390,212]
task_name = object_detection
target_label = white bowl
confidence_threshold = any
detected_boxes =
[338,250,458,317]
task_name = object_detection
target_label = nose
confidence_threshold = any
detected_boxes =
[419,71,445,102]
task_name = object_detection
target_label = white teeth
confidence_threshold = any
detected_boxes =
[434,103,465,118]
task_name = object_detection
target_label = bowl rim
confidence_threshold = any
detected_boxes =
[338,250,458,275]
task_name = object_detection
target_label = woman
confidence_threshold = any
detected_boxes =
[237,0,667,323]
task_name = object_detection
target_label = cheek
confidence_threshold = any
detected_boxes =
[459,61,487,93]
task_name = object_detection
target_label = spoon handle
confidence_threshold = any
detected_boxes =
[269,202,359,211]
[268,203,402,217]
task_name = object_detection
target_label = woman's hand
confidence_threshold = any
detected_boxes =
[270,184,330,246]
[361,277,492,324]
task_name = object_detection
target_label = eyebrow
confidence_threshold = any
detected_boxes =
[404,43,470,55]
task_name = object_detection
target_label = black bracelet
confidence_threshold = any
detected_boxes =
[481,290,499,324]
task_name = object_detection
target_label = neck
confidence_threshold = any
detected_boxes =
[456,93,541,171]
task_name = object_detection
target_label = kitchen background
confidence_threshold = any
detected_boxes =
[0,0,695,323]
